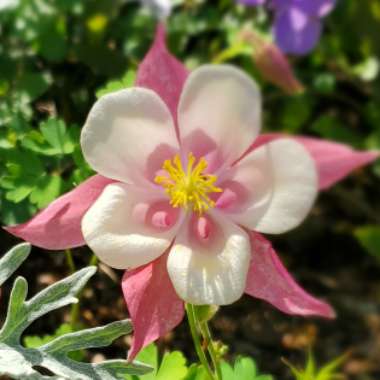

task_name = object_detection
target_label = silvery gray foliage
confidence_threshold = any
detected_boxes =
[0,243,152,380]
[0,242,30,286]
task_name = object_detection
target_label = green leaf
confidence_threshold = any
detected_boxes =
[354,225,380,259]
[0,243,31,286]
[96,70,136,98]
[220,361,235,380]
[29,175,63,208]
[4,181,35,203]
[283,350,347,380]
[0,197,36,225]
[282,358,304,380]
[126,343,188,380]
[220,356,273,380]
[5,149,44,177]
[21,126,77,157]
[316,354,347,380]
[135,344,158,380]
[184,364,208,380]
[15,72,51,101]
[305,351,316,377]
[39,118,74,155]
[1,149,48,205]
[156,351,188,380]
[233,356,257,379]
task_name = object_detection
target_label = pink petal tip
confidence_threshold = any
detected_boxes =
[122,254,184,361]
[246,232,336,319]
[4,175,113,250]
[250,134,379,190]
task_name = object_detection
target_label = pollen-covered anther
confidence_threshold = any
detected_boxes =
[155,153,222,214]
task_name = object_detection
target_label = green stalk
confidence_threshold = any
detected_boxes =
[185,304,216,380]
[64,249,79,328]
[88,253,98,266]
[64,249,76,273]
[66,251,99,329]
[200,321,223,380]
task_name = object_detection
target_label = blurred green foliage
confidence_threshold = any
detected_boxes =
[126,343,188,380]
[218,356,273,380]
[0,0,379,241]
[283,350,347,380]
[125,343,272,380]
[355,225,380,260]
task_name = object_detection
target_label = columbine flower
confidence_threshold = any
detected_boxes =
[6,26,378,359]
[238,0,337,55]
[80,61,318,305]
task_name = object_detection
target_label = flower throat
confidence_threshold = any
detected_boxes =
[155,153,222,214]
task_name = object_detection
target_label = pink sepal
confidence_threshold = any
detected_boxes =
[136,24,189,136]
[122,253,184,360]
[4,175,113,250]
[250,133,379,189]
[245,231,335,318]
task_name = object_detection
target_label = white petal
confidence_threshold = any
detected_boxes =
[178,65,262,165]
[81,183,182,269]
[81,88,179,185]
[167,213,251,305]
[227,139,318,233]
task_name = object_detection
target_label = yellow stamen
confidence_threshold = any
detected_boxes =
[155,153,222,214]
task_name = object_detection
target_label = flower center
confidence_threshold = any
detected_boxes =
[155,153,222,215]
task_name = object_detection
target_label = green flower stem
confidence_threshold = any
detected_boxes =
[65,249,80,328]
[200,321,222,380]
[65,249,76,274]
[65,251,99,329]
[88,253,98,266]
[185,304,216,380]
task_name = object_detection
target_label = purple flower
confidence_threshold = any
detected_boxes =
[237,0,266,5]
[291,0,336,17]
[238,0,336,55]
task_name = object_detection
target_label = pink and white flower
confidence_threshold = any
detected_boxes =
[5,26,379,359]
[80,63,318,306]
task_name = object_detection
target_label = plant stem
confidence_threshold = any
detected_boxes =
[200,321,223,380]
[65,249,76,273]
[88,253,98,266]
[66,252,98,329]
[64,249,80,329]
[185,304,216,380]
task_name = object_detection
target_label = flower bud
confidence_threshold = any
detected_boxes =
[242,30,304,95]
